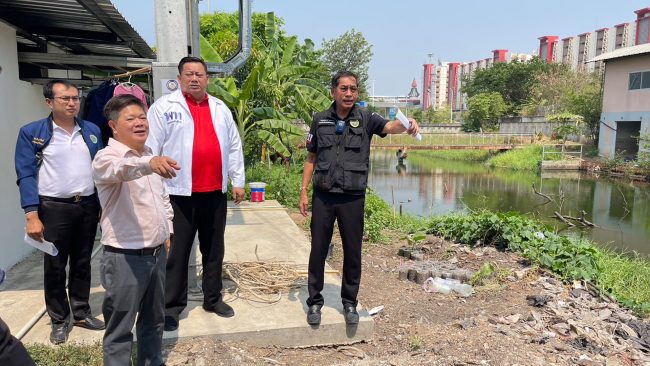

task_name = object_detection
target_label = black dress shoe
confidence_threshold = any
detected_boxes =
[306,305,322,325]
[50,323,69,345]
[344,306,359,325]
[203,301,234,318]
[73,316,105,330]
[164,316,179,332]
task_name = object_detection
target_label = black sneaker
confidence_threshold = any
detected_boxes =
[306,305,322,325]
[344,306,359,325]
[164,316,178,332]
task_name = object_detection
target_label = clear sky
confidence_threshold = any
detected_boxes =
[112,0,650,96]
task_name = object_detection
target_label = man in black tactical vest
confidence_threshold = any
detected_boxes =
[299,71,420,325]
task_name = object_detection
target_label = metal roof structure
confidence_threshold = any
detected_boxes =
[588,43,650,63]
[0,0,155,83]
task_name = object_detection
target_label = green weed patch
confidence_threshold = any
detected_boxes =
[426,210,650,315]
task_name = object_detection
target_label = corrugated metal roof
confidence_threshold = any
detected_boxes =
[588,43,650,63]
[0,0,154,72]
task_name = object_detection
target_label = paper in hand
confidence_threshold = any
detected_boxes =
[396,109,422,141]
[24,234,58,256]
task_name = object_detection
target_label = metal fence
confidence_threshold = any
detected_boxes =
[373,133,535,147]
[541,143,583,161]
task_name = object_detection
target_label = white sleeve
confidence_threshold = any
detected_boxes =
[224,107,245,188]
[146,101,166,155]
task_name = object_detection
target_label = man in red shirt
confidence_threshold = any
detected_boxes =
[147,57,245,332]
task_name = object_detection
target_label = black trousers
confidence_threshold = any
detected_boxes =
[307,190,365,308]
[0,317,35,366]
[165,191,227,318]
[39,199,99,325]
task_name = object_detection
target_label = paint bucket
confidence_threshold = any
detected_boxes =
[249,182,267,202]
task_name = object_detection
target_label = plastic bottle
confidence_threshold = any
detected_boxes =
[422,277,474,297]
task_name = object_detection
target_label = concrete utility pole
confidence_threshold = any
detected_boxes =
[152,0,252,99]
[152,0,197,99]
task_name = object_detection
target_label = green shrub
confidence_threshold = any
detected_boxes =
[486,145,543,171]
[409,150,492,162]
[245,161,304,209]
[427,210,650,315]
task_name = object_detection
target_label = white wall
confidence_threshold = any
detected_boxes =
[0,22,49,270]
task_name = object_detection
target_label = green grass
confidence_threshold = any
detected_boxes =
[426,209,650,316]
[596,250,650,314]
[373,133,532,147]
[27,342,104,366]
[409,150,492,162]
[244,159,305,209]
[486,145,543,171]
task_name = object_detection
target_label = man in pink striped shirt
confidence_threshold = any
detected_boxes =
[92,94,179,366]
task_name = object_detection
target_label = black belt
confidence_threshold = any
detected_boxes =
[39,193,96,204]
[104,245,163,256]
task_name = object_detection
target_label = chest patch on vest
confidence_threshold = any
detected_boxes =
[318,119,335,125]
[349,120,360,128]
[32,137,45,146]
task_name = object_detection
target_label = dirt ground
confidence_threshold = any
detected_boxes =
[163,212,646,366]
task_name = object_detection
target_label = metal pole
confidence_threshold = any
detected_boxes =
[188,0,201,57]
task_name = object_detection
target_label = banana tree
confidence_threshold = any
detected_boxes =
[200,13,330,158]
[207,58,303,158]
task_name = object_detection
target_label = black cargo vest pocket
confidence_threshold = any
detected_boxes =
[317,127,336,150]
[313,160,333,191]
[342,161,368,190]
[345,127,364,149]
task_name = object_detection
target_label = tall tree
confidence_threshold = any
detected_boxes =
[465,92,507,132]
[202,12,330,161]
[527,66,602,139]
[320,29,373,95]
[462,57,551,115]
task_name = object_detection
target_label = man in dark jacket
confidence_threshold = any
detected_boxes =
[299,71,419,325]
[14,80,105,344]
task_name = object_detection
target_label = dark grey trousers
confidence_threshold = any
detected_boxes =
[101,247,166,366]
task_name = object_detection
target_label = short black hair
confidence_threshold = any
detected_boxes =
[104,94,146,122]
[178,56,208,74]
[331,71,358,88]
[43,79,77,99]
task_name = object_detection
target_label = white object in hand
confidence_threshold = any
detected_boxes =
[396,109,422,141]
[24,233,58,256]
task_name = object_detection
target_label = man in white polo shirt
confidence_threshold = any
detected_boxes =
[14,79,105,344]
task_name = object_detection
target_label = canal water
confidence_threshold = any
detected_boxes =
[368,151,650,255]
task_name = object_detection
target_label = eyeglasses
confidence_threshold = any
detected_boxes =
[337,86,358,93]
[52,96,81,103]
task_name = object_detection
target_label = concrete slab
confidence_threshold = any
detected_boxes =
[0,200,373,347]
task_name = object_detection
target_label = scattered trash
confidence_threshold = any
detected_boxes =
[422,277,474,297]
[526,294,551,307]
[483,275,650,364]
[514,268,530,280]
[368,305,384,316]
[399,261,474,285]
[337,345,365,359]
[456,317,477,330]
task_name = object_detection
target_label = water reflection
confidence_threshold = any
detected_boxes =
[368,151,650,255]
